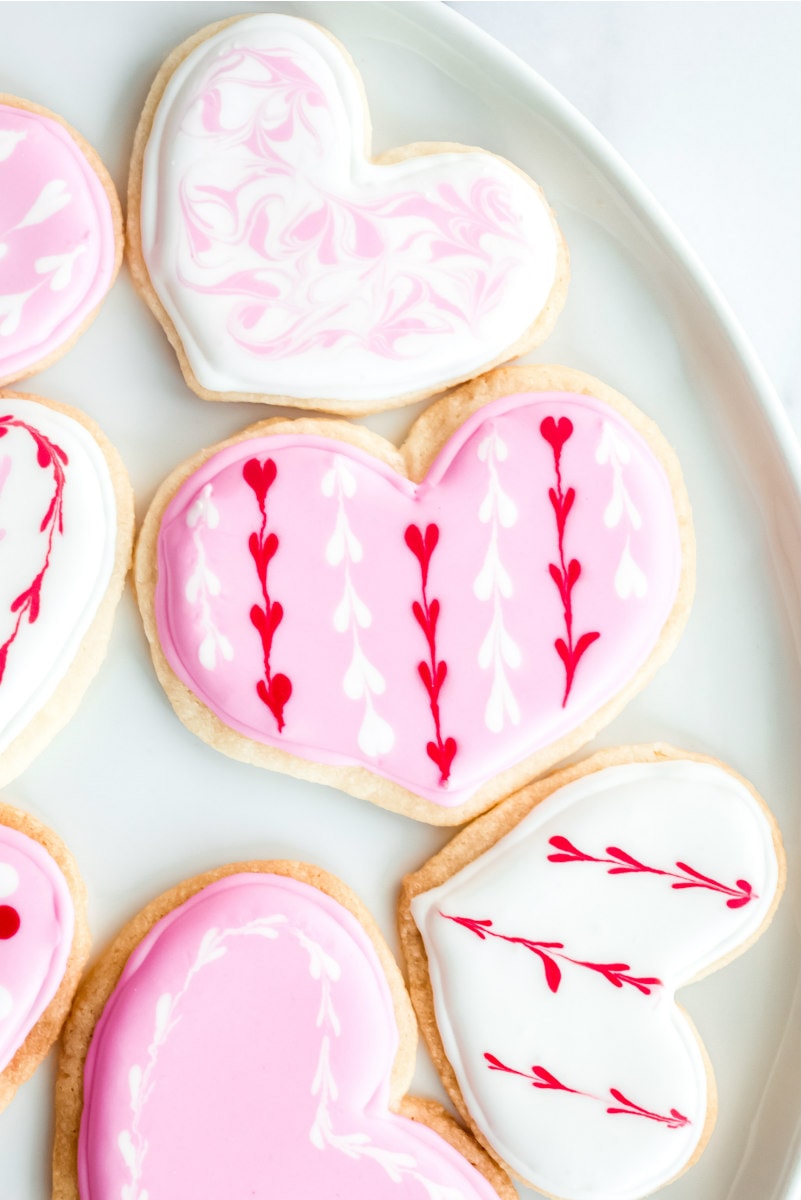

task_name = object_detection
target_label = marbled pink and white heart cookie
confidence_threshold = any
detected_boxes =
[135,366,694,824]
[399,746,785,1200]
[0,801,89,1112]
[128,13,568,413]
[0,96,122,387]
[54,862,515,1200]
[0,393,134,786]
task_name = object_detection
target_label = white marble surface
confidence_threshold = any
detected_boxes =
[451,1,801,440]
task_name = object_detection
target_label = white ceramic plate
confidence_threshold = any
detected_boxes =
[0,4,798,1199]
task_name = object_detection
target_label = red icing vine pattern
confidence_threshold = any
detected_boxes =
[540,416,599,706]
[243,457,291,731]
[484,1053,690,1129]
[0,414,68,686]
[405,522,456,785]
[0,904,20,939]
[441,913,662,995]
[547,836,756,909]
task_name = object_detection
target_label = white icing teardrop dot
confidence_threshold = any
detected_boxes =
[0,863,19,897]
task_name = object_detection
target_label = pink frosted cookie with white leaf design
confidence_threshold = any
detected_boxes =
[0,392,134,786]
[399,746,785,1200]
[127,13,568,414]
[0,97,122,387]
[53,862,515,1200]
[135,366,694,824]
[0,801,89,1112]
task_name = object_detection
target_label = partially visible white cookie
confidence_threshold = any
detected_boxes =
[0,393,133,786]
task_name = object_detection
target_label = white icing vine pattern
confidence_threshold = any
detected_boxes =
[595,422,647,600]
[119,909,468,1200]
[322,457,394,757]
[118,914,289,1200]
[473,429,521,733]
[184,484,233,671]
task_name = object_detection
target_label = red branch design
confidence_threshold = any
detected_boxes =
[485,1054,690,1129]
[540,416,599,706]
[441,913,662,995]
[243,457,291,731]
[405,522,457,785]
[547,836,756,909]
[0,414,68,685]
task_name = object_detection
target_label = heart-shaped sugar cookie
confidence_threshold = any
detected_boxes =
[136,367,694,823]
[128,13,568,412]
[0,802,89,1111]
[0,96,121,386]
[0,393,133,786]
[401,749,785,1200]
[55,864,514,1200]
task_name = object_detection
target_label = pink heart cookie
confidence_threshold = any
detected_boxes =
[136,367,694,823]
[0,393,134,786]
[56,864,514,1200]
[0,802,89,1112]
[400,748,785,1200]
[0,96,122,387]
[128,13,568,412]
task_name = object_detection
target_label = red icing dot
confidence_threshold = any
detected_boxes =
[0,905,20,939]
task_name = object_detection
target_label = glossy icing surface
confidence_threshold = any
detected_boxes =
[79,872,502,1200]
[0,397,117,755]
[0,104,115,381]
[140,13,560,403]
[154,391,684,806]
[411,761,781,1200]
[0,822,74,1072]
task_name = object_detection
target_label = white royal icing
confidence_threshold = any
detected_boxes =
[411,760,780,1200]
[0,397,117,755]
[140,13,560,405]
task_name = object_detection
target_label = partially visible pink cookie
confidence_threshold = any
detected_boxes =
[0,801,89,1112]
[54,862,514,1200]
[0,96,122,387]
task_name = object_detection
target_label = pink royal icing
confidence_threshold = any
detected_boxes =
[0,104,116,382]
[78,872,503,1200]
[0,822,74,1072]
[153,391,686,808]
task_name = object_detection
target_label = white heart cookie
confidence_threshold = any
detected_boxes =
[404,751,784,1200]
[129,13,568,412]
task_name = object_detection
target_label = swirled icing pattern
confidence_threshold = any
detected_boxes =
[411,760,782,1200]
[140,14,561,404]
[78,873,504,1200]
[0,821,74,1074]
[152,391,685,809]
[0,105,116,382]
